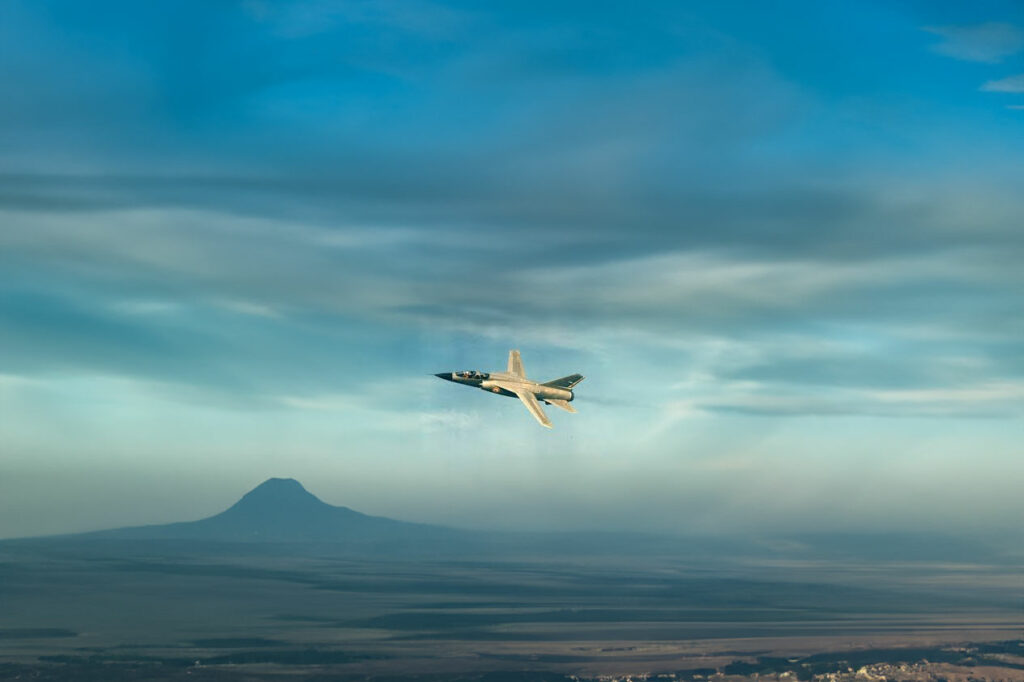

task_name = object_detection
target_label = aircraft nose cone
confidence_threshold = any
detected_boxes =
[434,372,454,381]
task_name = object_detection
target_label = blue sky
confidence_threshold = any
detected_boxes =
[2,0,1023,539]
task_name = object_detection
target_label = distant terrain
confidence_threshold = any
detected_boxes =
[1,479,1022,680]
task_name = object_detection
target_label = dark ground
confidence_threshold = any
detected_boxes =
[1,539,1022,680]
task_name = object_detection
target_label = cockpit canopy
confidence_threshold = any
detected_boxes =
[456,370,489,380]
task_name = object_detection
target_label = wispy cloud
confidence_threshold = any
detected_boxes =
[4,0,1024,538]
[4,194,1021,421]
[696,381,1024,419]
[924,22,1024,63]
[980,73,1024,92]
[278,389,480,431]
[654,332,1024,421]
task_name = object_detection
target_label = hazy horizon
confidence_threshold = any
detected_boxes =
[3,1,1024,541]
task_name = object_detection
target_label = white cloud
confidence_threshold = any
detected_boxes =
[509,249,1002,318]
[212,299,283,319]
[110,300,184,316]
[278,393,360,411]
[870,382,1024,408]
[924,23,1024,63]
[980,73,1024,93]
[686,381,1024,419]
[417,410,480,430]
[275,377,475,431]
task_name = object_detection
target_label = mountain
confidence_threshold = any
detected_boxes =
[3,478,1007,564]
[42,478,696,559]
[82,478,464,548]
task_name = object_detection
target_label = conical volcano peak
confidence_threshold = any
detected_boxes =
[252,477,309,495]
[59,477,451,544]
[229,478,327,512]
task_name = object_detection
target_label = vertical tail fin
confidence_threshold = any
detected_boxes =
[507,349,525,377]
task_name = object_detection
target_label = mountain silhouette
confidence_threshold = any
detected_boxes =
[7,478,999,564]
[86,478,460,546]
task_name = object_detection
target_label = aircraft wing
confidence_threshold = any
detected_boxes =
[507,349,525,378]
[484,378,552,428]
[513,388,552,428]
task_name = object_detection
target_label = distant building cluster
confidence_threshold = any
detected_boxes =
[572,660,1024,682]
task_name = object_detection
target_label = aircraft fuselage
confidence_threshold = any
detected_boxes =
[434,350,584,428]
[437,371,573,402]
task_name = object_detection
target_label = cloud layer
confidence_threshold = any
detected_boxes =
[3,0,1024,539]
[924,22,1024,63]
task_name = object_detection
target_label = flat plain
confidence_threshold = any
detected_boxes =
[2,538,1022,681]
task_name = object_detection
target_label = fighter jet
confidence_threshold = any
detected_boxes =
[435,350,584,428]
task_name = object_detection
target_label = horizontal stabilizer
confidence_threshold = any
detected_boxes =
[545,399,576,413]
[542,373,584,389]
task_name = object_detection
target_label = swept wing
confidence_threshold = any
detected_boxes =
[513,388,552,428]
[491,378,551,428]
